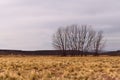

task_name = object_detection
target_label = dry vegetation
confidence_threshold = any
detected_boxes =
[0,56,119,80]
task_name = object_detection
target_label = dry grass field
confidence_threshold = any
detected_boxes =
[0,56,119,80]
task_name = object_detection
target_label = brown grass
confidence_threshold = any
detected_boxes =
[0,56,119,80]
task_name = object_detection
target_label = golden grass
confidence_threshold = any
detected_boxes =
[0,56,119,80]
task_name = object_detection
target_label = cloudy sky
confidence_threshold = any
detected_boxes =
[0,0,119,51]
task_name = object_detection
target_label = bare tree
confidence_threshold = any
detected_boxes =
[52,27,67,56]
[93,31,105,56]
[53,25,105,56]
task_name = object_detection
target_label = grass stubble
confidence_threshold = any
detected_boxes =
[0,55,119,80]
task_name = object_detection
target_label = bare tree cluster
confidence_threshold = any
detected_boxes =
[53,25,105,56]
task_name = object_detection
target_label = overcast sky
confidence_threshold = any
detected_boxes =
[0,0,119,51]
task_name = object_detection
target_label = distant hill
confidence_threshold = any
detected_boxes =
[0,49,119,56]
[102,50,120,56]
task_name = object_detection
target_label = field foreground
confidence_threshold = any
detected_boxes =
[0,56,120,80]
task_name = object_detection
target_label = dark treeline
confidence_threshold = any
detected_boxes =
[0,50,97,56]
[0,50,119,56]
[0,50,86,56]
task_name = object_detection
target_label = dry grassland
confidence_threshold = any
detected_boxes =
[0,56,119,80]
